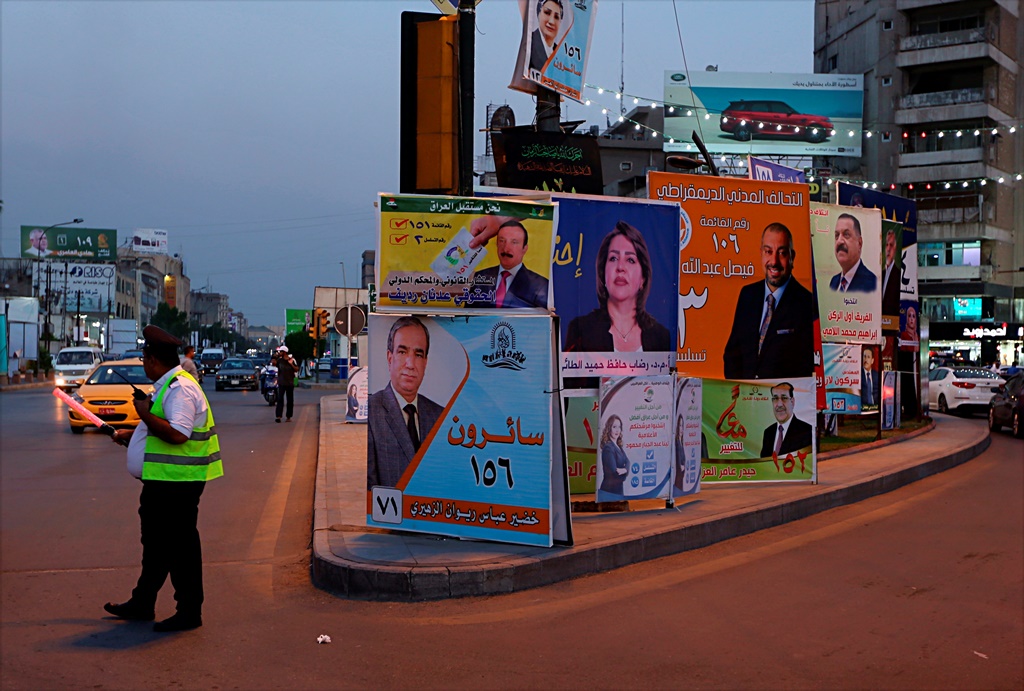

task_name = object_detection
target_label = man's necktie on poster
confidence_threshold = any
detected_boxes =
[404,403,420,451]
[840,276,849,292]
[495,270,511,307]
[774,424,784,456]
[758,293,775,354]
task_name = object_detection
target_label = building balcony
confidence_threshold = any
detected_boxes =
[895,160,987,183]
[899,28,987,53]
[919,264,991,282]
[900,87,985,110]
[899,147,984,169]
[897,0,968,10]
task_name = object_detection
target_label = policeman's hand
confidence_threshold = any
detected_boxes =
[132,397,152,417]
[111,429,133,446]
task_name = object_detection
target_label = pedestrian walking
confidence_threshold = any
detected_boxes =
[273,346,299,422]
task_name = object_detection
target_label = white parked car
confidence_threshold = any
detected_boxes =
[928,366,1004,416]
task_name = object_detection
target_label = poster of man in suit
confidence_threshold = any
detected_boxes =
[811,203,883,346]
[647,172,812,382]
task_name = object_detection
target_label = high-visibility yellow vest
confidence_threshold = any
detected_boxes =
[142,370,223,482]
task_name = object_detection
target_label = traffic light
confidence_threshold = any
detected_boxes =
[317,309,331,338]
[308,316,318,340]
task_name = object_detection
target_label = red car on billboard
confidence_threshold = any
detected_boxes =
[720,100,834,143]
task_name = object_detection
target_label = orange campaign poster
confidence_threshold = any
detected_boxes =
[648,172,813,381]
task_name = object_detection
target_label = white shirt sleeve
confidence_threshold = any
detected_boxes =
[161,378,208,437]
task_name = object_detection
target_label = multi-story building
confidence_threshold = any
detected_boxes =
[190,291,231,330]
[815,0,1023,366]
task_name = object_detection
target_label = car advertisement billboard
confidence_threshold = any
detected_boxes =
[663,71,864,157]
[130,228,168,255]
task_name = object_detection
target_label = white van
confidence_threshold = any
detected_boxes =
[198,347,226,376]
[53,346,103,390]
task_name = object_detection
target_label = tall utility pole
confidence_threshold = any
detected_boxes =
[457,0,476,196]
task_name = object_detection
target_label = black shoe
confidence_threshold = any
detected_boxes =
[153,612,202,632]
[275,418,281,423]
[104,600,155,621]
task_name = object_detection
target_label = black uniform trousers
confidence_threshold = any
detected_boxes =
[132,479,206,615]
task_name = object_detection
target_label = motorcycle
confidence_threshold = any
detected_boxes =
[260,364,278,406]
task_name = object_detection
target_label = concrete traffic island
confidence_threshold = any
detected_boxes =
[312,395,989,601]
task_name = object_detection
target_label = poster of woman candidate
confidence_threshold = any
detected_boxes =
[517,0,598,102]
[672,376,703,498]
[553,195,679,377]
[376,194,555,313]
[700,377,817,484]
[810,202,883,346]
[647,172,812,382]
[596,376,674,502]
[366,313,568,547]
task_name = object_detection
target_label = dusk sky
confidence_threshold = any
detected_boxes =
[1,0,813,326]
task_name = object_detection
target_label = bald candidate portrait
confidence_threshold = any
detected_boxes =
[470,219,549,308]
[829,213,877,293]
[723,222,814,380]
[367,317,444,489]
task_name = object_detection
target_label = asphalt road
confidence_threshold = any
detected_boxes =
[1,390,1020,690]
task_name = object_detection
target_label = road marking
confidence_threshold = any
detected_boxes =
[248,406,309,562]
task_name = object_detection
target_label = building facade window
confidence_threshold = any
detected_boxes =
[881,76,892,87]
[918,241,981,267]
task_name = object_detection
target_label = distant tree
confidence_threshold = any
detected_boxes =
[284,331,320,363]
[148,302,191,341]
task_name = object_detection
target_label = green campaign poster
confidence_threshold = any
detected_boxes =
[285,308,310,336]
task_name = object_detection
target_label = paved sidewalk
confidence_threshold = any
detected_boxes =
[312,395,990,601]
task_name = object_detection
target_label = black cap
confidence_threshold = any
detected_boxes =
[142,324,182,353]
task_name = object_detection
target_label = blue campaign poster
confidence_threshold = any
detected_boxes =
[366,313,558,547]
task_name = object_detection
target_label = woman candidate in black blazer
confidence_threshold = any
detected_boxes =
[599,414,629,495]
[565,221,671,353]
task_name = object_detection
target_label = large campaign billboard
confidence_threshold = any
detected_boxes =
[663,71,864,157]
[647,172,813,382]
[21,225,117,262]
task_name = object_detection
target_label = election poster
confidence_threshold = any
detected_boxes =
[491,128,604,195]
[647,172,812,381]
[823,343,863,415]
[701,377,816,483]
[345,366,369,423]
[21,225,117,262]
[366,313,567,547]
[879,220,903,333]
[596,376,674,503]
[564,393,598,494]
[810,202,883,345]
[553,195,679,377]
[285,308,311,337]
[376,194,555,312]
[517,0,598,102]
[748,156,806,184]
[672,376,703,498]
[837,184,919,345]
[881,370,900,430]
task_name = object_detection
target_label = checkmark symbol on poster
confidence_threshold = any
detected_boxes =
[390,218,410,230]
[390,233,409,245]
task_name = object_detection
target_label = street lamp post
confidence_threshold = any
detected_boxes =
[32,219,83,344]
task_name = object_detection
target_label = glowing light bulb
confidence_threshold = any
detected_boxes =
[757,122,764,129]
[633,97,639,104]
[1010,126,1017,134]
[668,106,675,113]
[962,181,969,187]
[830,129,836,136]
[635,123,641,131]
[1017,173,1023,181]
[944,182,951,189]
[980,179,987,186]
[956,130,963,137]
[704,113,710,120]
[998,177,1005,183]
[686,110,692,116]
[866,131,873,138]
[938,131,945,138]
[597,88,604,94]
[973,129,980,136]
[871,183,877,189]
[585,99,591,106]
[848,130,855,137]
[991,128,998,135]
[615,92,621,99]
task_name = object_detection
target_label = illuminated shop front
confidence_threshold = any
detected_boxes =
[928,321,1024,367]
